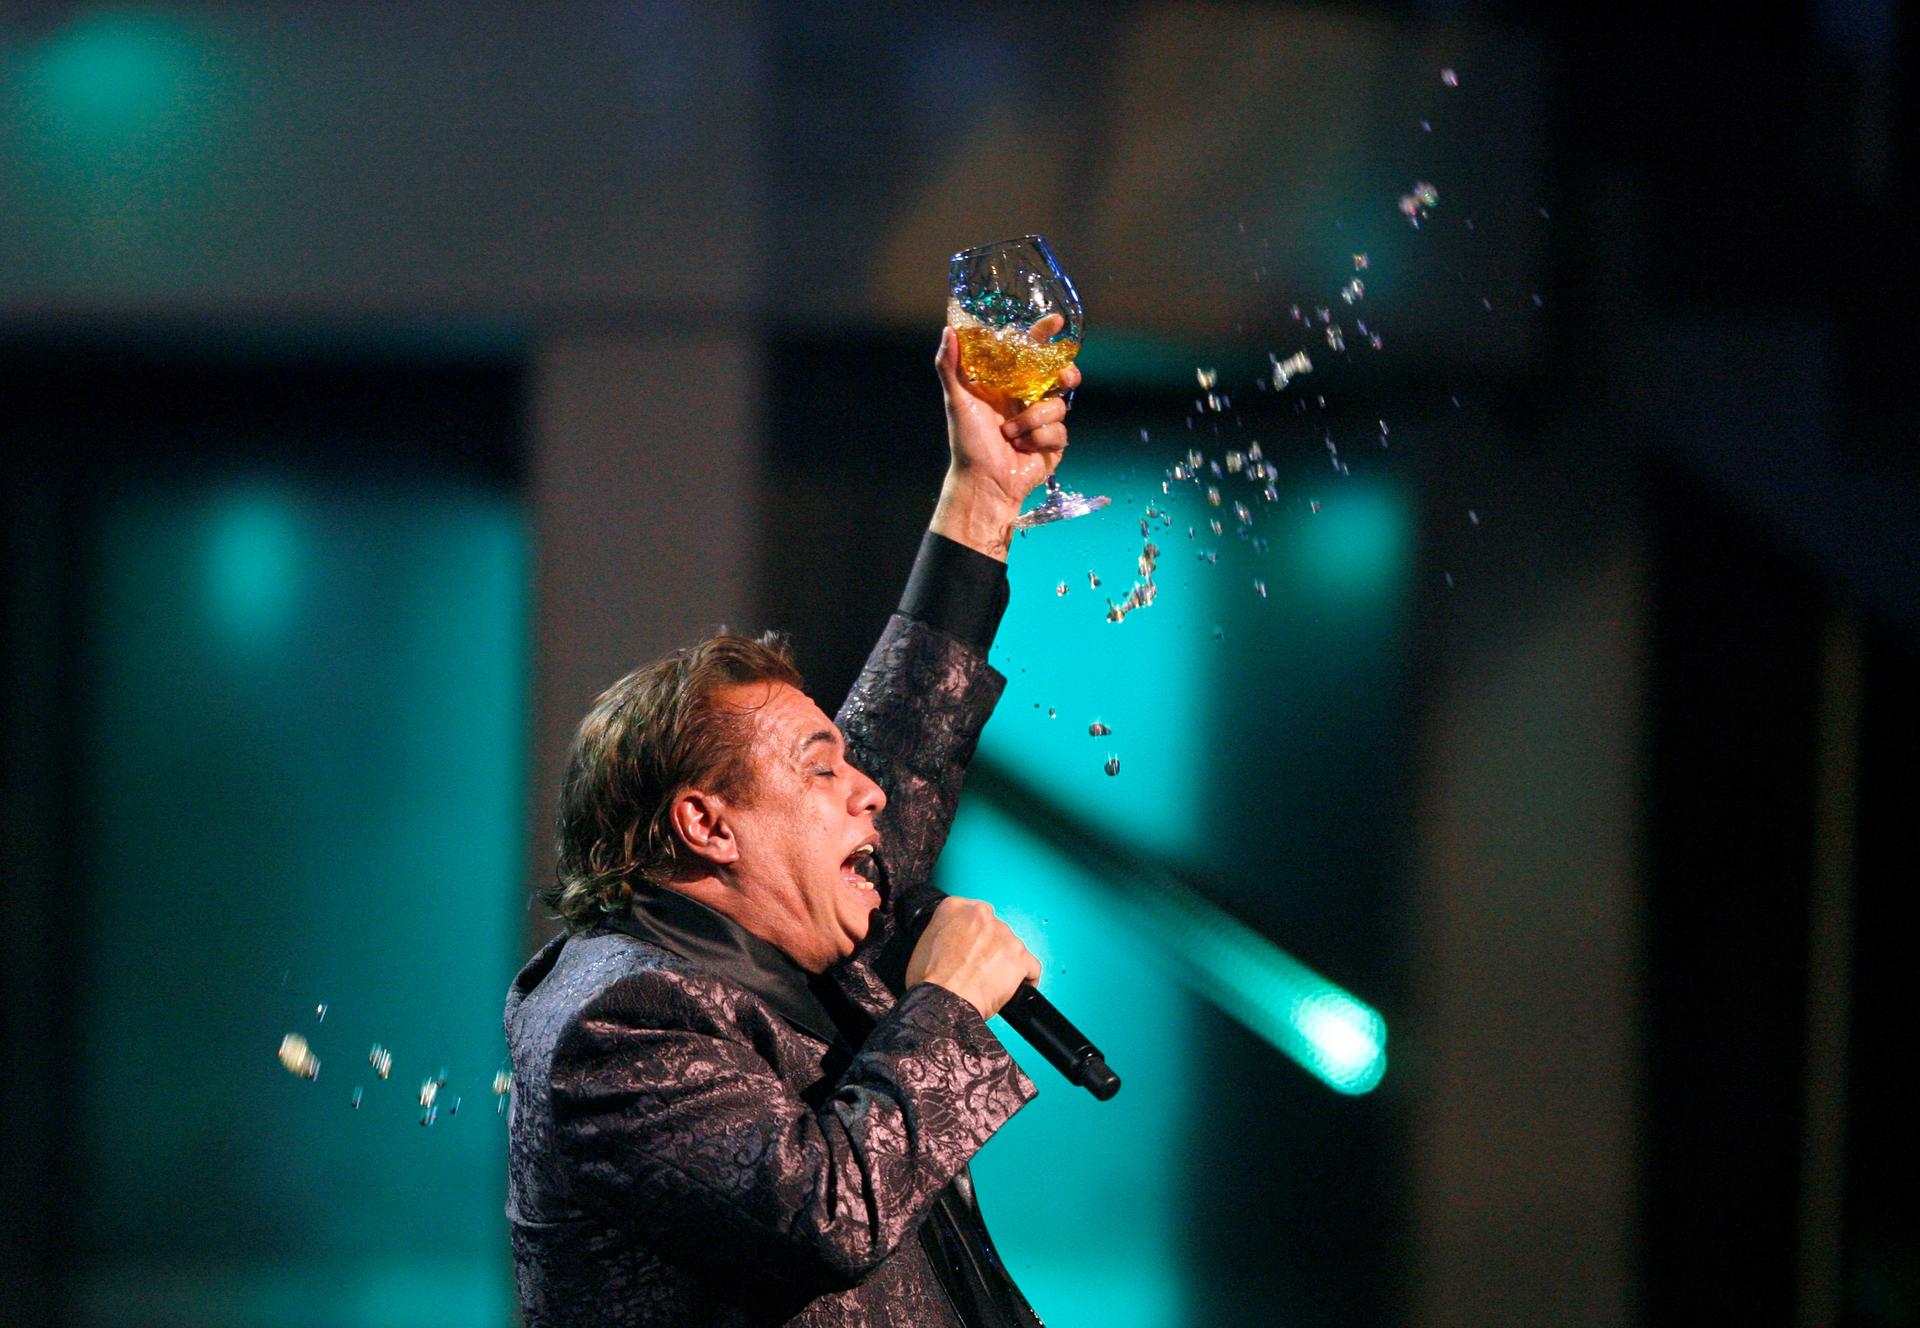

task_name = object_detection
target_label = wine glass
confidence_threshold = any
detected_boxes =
[947,236,1109,529]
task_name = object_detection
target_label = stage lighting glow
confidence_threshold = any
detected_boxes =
[22,11,202,146]
[205,487,304,652]
[1091,846,1390,1096]
[1285,483,1408,602]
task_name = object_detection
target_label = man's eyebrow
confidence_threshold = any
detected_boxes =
[793,728,840,759]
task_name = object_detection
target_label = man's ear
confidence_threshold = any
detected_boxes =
[669,788,738,868]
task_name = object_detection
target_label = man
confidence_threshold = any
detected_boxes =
[506,324,1083,1326]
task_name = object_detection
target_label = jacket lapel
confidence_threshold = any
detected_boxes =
[601,883,844,1049]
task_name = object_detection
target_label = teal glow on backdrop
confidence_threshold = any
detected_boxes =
[20,9,204,146]
[939,801,1197,1328]
[8,7,246,280]
[81,473,526,1328]
[982,454,1214,864]
[204,486,306,653]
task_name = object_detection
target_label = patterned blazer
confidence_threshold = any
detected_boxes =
[506,614,1041,1326]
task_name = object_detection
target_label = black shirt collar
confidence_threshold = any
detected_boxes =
[599,881,844,1048]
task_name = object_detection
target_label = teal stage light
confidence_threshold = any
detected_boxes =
[20,10,206,148]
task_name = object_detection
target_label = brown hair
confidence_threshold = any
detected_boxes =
[546,631,802,928]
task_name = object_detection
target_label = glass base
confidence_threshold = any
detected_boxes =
[1012,488,1111,530]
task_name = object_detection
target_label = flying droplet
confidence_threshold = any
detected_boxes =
[278,1034,320,1081]
[315,1003,328,1022]
[1103,756,1121,777]
[1088,722,1111,737]
[1087,570,1101,589]
[351,1085,363,1109]
[1254,579,1267,598]
[1441,67,1458,86]
[369,1045,393,1080]
[1055,581,1068,596]
[1270,350,1312,390]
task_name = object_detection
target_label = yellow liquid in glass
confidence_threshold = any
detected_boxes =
[948,299,1079,403]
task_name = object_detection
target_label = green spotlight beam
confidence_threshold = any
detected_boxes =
[967,759,1387,1095]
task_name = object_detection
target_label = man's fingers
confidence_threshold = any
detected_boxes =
[1009,422,1068,453]
[933,325,962,389]
[1057,361,1083,392]
[1027,312,1066,343]
[1000,396,1066,438]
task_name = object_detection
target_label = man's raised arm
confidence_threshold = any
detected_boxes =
[835,328,1082,980]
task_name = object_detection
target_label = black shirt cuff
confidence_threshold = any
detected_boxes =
[899,531,1010,654]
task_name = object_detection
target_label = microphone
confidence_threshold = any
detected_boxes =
[902,889,1121,1101]
[999,982,1121,1101]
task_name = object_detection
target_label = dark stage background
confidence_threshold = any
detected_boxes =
[4,4,1916,1326]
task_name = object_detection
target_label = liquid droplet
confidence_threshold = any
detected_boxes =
[277,1034,320,1081]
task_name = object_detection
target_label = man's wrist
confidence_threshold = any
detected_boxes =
[930,471,1021,563]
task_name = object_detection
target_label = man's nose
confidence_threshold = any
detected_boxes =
[849,765,886,816]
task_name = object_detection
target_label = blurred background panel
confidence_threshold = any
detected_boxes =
[3,2,1916,1327]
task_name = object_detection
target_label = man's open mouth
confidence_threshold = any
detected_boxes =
[841,842,880,891]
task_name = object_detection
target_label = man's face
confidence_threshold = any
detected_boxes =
[713,681,887,973]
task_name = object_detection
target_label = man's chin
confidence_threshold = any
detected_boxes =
[839,897,879,949]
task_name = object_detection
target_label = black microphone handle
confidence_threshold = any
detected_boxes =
[901,887,1121,1101]
[999,982,1121,1101]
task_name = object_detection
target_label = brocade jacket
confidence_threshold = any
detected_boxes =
[507,537,1045,1327]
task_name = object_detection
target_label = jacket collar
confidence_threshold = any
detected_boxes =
[599,881,844,1048]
